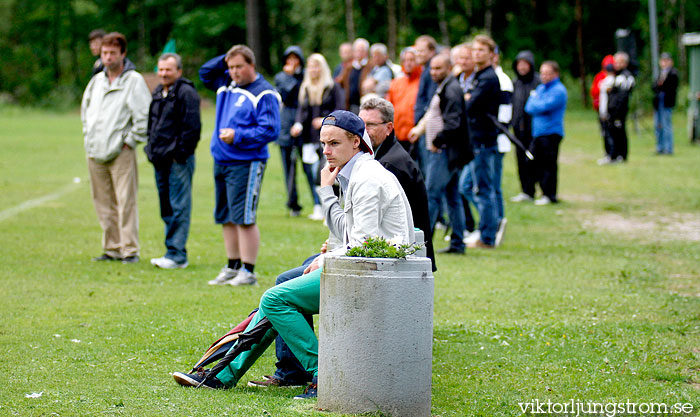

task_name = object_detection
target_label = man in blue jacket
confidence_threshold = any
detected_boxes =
[199,45,281,286]
[525,60,567,205]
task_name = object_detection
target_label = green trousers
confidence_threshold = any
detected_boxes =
[215,267,322,386]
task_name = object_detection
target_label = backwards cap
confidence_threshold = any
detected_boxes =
[322,110,373,155]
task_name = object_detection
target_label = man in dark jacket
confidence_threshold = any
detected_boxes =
[510,50,540,202]
[464,35,500,248]
[146,53,202,269]
[274,46,305,215]
[653,52,679,155]
[360,97,436,271]
[606,52,635,162]
[419,53,469,254]
[412,34,439,174]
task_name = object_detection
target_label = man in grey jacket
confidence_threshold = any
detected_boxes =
[81,32,151,263]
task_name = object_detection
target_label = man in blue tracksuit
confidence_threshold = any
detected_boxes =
[525,60,567,205]
[199,45,281,286]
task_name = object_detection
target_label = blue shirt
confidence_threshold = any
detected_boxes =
[524,77,567,138]
[337,151,365,195]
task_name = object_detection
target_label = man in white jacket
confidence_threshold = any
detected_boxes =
[81,32,151,263]
[172,110,414,399]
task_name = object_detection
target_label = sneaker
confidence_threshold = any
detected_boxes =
[92,253,121,262]
[290,209,301,217]
[172,370,226,390]
[121,256,139,264]
[495,218,507,247]
[467,239,495,249]
[597,155,612,165]
[151,257,188,269]
[228,269,258,286]
[434,221,446,231]
[294,378,318,399]
[308,204,324,221]
[534,196,552,206]
[463,230,481,245]
[208,267,238,285]
[247,376,305,388]
[509,193,533,203]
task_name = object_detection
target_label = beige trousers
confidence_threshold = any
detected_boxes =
[87,146,139,258]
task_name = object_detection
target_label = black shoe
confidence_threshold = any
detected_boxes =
[92,253,121,262]
[294,376,318,399]
[121,256,139,264]
[437,246,465,254]
[172,370,226,390]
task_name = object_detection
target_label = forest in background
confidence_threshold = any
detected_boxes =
[0,0,698,108]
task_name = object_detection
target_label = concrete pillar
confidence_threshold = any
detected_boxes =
[318,256,434,417]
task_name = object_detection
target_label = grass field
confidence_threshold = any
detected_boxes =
[1,104,699,416]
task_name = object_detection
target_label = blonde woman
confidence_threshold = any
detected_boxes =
[290,53,345,220]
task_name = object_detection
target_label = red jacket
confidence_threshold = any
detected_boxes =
[386,65,423,142]
[591,55,614,111]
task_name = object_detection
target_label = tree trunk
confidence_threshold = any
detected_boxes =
[345,0,355,40]
[52,0,61,83]
[575,0,589,107]
[67,0,80,87]
[678,0,686,76]
[387,0,397,58]
[399,0,408,29]
[437,0,449,45]
[246,0,263,61]
[484,0,493,35]
[136,0,147,68]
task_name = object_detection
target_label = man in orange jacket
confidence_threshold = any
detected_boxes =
[591,55,615,159]
[386,47,422,159]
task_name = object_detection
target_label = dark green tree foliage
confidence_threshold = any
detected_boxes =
[0,0,699,106]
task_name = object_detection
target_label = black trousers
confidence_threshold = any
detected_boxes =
[515,129,536,197]
[532,134,562,201]
[608,117,628,160]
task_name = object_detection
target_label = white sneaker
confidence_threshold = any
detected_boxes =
[495,218,507,247]
[308,204,324,221]
[229,269,258,286]
[208,267,238,285]
[509,193,533,203]
[597,156,611,165]
[151,257,188,269]
[434,221,446,231]
[534,196,552,206]
[463,230,481,245]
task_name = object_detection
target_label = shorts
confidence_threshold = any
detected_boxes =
[214,161,266,225]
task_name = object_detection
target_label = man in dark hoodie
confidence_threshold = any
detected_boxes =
[274,46,306,216]
[510,50,540,203]
[146,53,201,269]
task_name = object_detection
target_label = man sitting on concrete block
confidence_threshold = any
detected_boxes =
[172,110,414,399]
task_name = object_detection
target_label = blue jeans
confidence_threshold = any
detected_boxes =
[271,254,318,384]
[425,150,465,250]
[655,104,674,154]
[153,155,194,264]
[471,144,500,246]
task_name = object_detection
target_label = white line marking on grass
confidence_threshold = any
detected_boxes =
[0,179,82,222]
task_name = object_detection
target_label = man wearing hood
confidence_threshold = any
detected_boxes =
[81,32,151,264]
[386,47,422,156]
[510,50,540,203]
[274,46,306,216]
[145,53,202,269]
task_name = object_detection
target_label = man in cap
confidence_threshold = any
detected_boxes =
[172,110,415,400]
